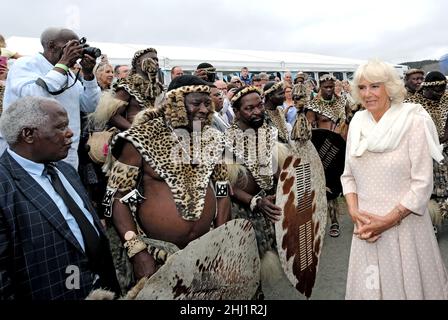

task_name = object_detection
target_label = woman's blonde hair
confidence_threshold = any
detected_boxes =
[94,62,112,78]
[351,59,406,105]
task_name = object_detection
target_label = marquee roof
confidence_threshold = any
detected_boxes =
[7,36,371,73]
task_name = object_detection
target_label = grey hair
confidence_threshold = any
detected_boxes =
[0,96,56,145]
[40,27,76,50]
[351,59,406,105]
[259,72,269,81]
[40,27,61,49]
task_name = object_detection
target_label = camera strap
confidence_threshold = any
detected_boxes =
[35,69,81,96]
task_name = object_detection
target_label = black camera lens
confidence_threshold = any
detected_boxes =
[83,46,102,58]
[78,37,101,58]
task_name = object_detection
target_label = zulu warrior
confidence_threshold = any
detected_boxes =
[263,81,291,144]
[405,71,448,232]
[305,74,350,139]
[404,68,425,97]
[103,75,232,291]
[226,86,285,255]
[90,48,164,132]
[304,74,351,238]
[225,86,287,298]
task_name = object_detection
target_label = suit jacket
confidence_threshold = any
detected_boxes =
[0,152,119,300]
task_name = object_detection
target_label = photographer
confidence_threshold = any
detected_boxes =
[1,27,101,169]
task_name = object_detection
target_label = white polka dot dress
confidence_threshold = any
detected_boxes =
[341,113,448,300]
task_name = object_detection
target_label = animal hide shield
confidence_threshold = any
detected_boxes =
[310,128,346,200]
[275,140,327,298]
[132,219,260,300]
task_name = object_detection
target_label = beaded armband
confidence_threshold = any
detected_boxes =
[211,164,230,198]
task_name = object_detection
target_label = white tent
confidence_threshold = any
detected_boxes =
[6,36,407,79]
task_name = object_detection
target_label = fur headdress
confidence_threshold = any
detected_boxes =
[405,68,424,78]
[131,48,157,73]
[263,81,284,97]
[319,74,336,84]
[420,71,447,87]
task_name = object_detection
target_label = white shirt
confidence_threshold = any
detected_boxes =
[212,111,230,132]
[2,53,101,169]
[7,149,99,251]
[220,98,234,125]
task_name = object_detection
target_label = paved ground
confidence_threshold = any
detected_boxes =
[264,206,448,300]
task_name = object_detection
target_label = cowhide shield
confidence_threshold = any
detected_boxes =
[310,128,346,200]
[275,140,327,298]
[133,219,260,300]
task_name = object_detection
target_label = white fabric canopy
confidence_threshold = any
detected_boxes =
[6,36,407,75]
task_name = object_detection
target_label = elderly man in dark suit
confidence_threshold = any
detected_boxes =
[0,96,119,300]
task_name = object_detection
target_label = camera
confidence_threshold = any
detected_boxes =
[79,37,102,58]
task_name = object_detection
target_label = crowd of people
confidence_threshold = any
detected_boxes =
[0,27,447,300]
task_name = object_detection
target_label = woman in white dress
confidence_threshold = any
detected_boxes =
[341,59,448,300]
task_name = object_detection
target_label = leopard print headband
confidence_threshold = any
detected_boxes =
[230,86,262,106]
[197,67,216,74]
[421,80,447,87]
[263,81,284,97]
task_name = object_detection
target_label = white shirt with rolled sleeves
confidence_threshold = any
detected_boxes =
[1,53,100,169]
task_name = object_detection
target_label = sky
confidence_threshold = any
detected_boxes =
[3,0,448,64]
